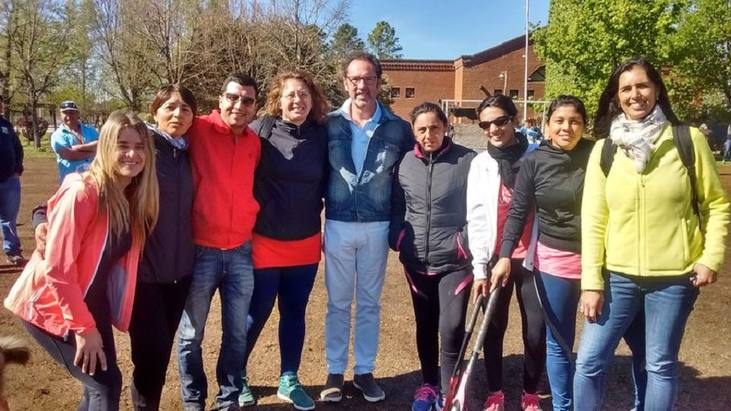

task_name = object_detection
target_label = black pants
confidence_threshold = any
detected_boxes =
[482,259,546,394]
[23,320,122,411]
[128,279,191,410]
[406,268,471,394]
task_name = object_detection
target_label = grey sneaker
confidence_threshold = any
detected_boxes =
[319,373,344,402]
[238,376,256,407]
[353,373,385,402]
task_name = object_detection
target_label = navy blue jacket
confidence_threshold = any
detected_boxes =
[0,116,23,182]
[325,104,414,222]
[137,129,194,284]
[251,116,328,240]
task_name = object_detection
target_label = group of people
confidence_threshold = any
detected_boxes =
[0,52,728,411]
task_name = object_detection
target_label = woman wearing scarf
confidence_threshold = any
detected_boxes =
[574,58,730,410]
[466,95,545,411]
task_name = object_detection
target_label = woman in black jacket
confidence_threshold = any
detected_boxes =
[389,102,475,411]
[129,85,197,410]
[240,70,329,410]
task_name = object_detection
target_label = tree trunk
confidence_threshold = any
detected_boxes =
[30,98,40,148]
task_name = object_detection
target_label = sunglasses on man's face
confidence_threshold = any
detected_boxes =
[478,115,513,130]
[222,93,256,106]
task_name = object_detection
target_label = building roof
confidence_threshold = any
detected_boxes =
[381,59,454,71]
[458,34,534,67]
[382,33,536,72]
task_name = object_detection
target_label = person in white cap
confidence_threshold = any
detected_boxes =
[50,100,99,183]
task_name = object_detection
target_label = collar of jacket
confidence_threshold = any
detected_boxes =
[206,109,252,138]
[414,137,453,161]
[329,101,398,124]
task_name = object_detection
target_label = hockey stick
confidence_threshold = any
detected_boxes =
[445,285,503,411]
[443,293,485,409]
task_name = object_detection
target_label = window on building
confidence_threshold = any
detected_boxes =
[494,89,503,95]
[527,89,535,99]
[509,89,519,99]
[390,87,401,98]
[405,87,415,98]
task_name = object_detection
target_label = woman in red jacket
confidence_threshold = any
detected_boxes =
[4,111,158,411]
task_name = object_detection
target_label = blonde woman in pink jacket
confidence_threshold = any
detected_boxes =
[4,111,158,411]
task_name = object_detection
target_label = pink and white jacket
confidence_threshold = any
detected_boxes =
[4,173,142,337]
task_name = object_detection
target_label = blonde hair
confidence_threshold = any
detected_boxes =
[87,111,158,240]
[262,70,330,124]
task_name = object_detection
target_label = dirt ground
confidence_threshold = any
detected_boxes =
[2,157,731,410]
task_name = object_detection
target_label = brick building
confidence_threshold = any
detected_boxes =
[382,34,545,122]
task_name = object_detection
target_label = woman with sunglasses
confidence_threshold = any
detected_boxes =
[466,94,544,411]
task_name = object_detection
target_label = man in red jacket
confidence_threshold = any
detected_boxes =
[177,74,262,411]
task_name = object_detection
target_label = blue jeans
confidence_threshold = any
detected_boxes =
[244,264,318,375]
[177,243,254,409]
[324,219,389,375]
[574,272,698,411]
[538,272,647,411]
[0,176,21,256]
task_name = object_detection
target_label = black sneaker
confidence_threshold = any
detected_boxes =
[6,254,26,267]
[319,373,344,402]
[353,373,385,402]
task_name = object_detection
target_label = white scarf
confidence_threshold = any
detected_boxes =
[609,105,668,173]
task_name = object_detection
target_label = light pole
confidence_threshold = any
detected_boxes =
[499,71,508,95]
[523,0,530,122]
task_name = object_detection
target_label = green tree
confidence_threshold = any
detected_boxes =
[12,0,73,147]
[665,0,731,122]
[330,23,364,58]
[533,0,683,118]
[367,20,402,59]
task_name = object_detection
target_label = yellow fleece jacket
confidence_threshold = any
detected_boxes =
[581,125,730,290]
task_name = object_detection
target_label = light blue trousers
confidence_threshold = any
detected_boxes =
[324,219,389,375]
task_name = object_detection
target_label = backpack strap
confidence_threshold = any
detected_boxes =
[256,115,276,141]
[599,138,617,177]
[672,125,702,228]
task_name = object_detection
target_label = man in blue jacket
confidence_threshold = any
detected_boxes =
[0,95,25,266]
[320,52,414,404]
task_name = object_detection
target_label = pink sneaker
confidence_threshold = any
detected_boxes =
[482,390,505,411]
[521,391,542,411]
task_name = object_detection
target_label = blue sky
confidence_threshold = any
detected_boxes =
[347,0,550,60]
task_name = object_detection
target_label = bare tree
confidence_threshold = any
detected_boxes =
[91,0,154,110]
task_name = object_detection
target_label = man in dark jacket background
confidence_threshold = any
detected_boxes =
[0,95,25,266]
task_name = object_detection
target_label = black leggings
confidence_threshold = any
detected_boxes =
[406,268,472,394]
[482,259,546,394]
[23,320,122,411]
[129,279,191,410]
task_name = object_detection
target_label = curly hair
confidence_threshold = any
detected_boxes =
[261,70,330,124]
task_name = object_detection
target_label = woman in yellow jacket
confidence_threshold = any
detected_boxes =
[574,58,730,410]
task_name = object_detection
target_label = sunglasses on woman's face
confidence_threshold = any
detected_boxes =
[478,115,513,130]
